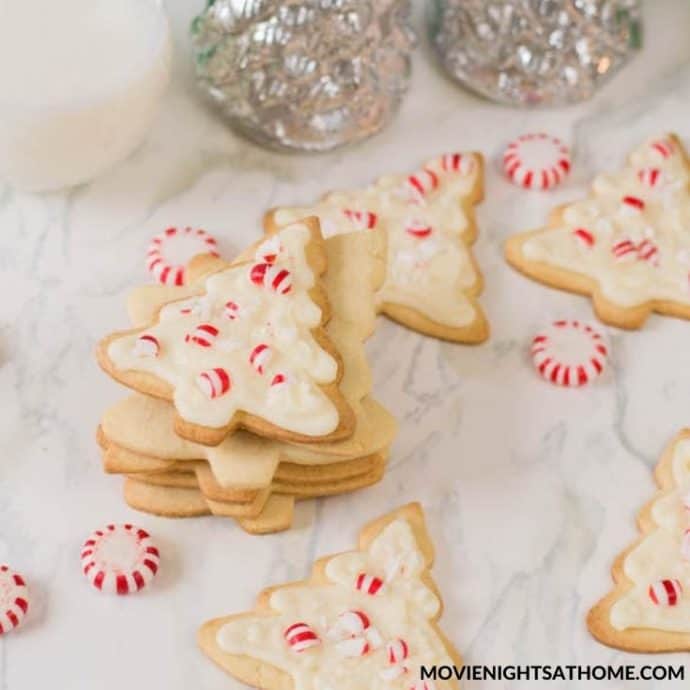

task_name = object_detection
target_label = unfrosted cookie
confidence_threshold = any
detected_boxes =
[97,220,356,445]
[122,480,296,535]
[199,503,462,689]
[506,134,690,329]
[588,430,690,652]
[122,454,387,535]
[100,394,396,493]
[268,152,488,343]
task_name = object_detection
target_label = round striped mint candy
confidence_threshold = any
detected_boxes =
[0,565,29,634]
[503,133,571,190]
[146,227,219,286]
[81,524,160,595]
[531,320,608,388]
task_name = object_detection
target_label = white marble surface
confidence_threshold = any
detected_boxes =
[2,1,690,688]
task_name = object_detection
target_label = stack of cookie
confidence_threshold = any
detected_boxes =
[96,219,397,533]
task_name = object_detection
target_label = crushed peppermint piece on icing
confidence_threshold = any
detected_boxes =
[355,572,384,596]
[256,236,282,264]
[573,228,595,248]
[405,220,433,238]
[283,622,320,653]
[185,323,219,348]
[133,334,160,357]
[196,368,231,399]
[343,209,378,230]
[248,343,272,375]
[648,579,682,607]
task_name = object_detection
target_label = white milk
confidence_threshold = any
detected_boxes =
[0,0,171,191]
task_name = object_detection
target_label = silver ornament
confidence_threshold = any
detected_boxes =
[191,0,416,151]
[430,0,642,106]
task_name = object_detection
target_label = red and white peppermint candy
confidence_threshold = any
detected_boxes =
[651,138,675,160]
[224,301,240,320]
[648,579,682,607]
[255,236,282,264]
[0,565,29,634]
[406,168,439,199]
[638,167,662,188]
[250,263,293,295]
[531,320,608,388]
[271,372,287,387]
[81,524,159,595]
[284,622,320,653]
[146,227,219,286]
[387,638,410,665]
[405,220,433,239]
[133,334,160,357]
[503,133,571,190]
[249,343,272,374]
[330,609,370,637]
[343,209,378,230]
[611,238,638,261]
[185,323,219,348]
[197,368,232,399]
[335,637,371,657]
[637,239,660,266]
[620,195,645,213]
[572,227,595,248]
[440,152,474,175]
[355,572,384,596]
[681,529,690,562]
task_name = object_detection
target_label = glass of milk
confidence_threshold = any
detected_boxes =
[0,0,171,192]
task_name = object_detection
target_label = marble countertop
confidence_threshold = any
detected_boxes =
[2,1,690,688]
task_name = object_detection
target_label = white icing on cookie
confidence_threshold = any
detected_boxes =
[274,153,481,328]
[107,223,339,435]
[521,136,690,309]
[609,438,690,632]
[216,518,454,689]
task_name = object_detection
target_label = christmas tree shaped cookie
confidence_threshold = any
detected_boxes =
[199,503,462,688]
[588,430,690,652]
[267,152,488,343]
[98,220,355,446]
[506,134,690,329]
